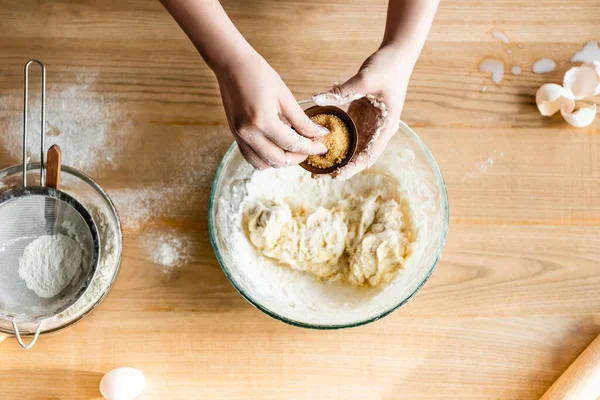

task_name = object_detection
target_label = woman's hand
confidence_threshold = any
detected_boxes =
[313,45,412,180]
[216,52,328,170]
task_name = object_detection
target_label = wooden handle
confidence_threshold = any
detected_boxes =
[46,144,62,189]
[540,334,600,400]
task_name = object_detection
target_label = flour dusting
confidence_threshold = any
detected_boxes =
[144,231,188,274]
[465,150,504,180]
[109,127,228,230]
[0,73,131,173]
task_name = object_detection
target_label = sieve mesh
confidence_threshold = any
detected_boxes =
[0,187,100,324]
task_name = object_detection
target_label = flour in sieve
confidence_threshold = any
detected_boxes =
[18,234,84,298]
[47,204,119,322]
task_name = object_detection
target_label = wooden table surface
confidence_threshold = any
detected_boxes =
[1,1,599,399]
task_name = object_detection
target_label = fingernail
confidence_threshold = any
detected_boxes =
[316,143,328,155]
[315,124,329,136]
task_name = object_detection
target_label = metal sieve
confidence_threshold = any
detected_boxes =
[0,60,100,349]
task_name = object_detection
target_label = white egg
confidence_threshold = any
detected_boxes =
[535,83,575,116]
[100,367,146,400]
[563,62,600,100]
[561,102,597,128]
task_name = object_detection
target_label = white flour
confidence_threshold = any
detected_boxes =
[18,234,83,298]
[0,73,130,174]
[109,126,229,230]
[144,231,187,275]
[46,204,119,323]
[464,150,504,181]
[156,243,179,266]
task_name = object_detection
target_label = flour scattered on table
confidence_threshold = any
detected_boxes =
[144,231,188,274]
[465,150,504,181]
[110,186,176,230]
[109,127,229,230]
[0,73,131,173]
[511,66,522,76]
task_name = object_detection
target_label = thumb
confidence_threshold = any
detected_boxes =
[313,72,369,106]
[280,92,329,138]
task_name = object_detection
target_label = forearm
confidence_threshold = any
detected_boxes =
[382,0,439,66]
[160,0,255,71]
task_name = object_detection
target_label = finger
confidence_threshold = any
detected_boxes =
[312,73,368,106]
[332,72,369,99]
[247,134,307,168]
[263,119,327,155]
[237,140,270,171]
[280,93,329,138]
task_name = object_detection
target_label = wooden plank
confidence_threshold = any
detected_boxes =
[0,0,598,398]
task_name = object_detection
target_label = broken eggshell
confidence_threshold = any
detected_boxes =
[536,83,575,116]
[561,102,597,128]
[563,61,600,99]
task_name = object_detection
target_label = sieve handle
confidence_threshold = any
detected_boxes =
[23,59,47,188]
[12,320,44,350]
[46,145,62,189]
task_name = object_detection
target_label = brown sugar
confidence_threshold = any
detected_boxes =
[306,114,351,169]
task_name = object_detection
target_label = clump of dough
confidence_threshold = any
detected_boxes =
[305,114,350,169]
[243,193,413,287]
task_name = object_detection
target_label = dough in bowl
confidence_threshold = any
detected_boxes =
[243,173,414,287]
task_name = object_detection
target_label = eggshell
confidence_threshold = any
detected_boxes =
[100,367,146,400]
[563,62,600,100]
[561,102,597,128]
[536,83,575,116]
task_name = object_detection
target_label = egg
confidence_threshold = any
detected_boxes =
[563,62,600,100]
[535,83,575,116]
[100,367,146,400]
[561,102,597,128]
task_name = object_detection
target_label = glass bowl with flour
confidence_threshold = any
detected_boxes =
[0,163,122,337]
[209,106,448,329]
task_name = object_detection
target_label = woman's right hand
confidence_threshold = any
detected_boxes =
[215,51,328,170]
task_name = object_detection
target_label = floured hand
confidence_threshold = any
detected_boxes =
[217,52,328,170]
[313,45,412,180]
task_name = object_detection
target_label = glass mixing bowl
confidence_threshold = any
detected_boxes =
[0,163,123,338]
[209,101,449,329]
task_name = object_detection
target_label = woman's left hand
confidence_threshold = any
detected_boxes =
[313,44,414,180]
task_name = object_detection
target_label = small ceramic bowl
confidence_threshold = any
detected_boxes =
[299,105,358,175]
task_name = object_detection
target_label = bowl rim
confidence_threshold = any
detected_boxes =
[0,162,124,336]
[208,120,449,330]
